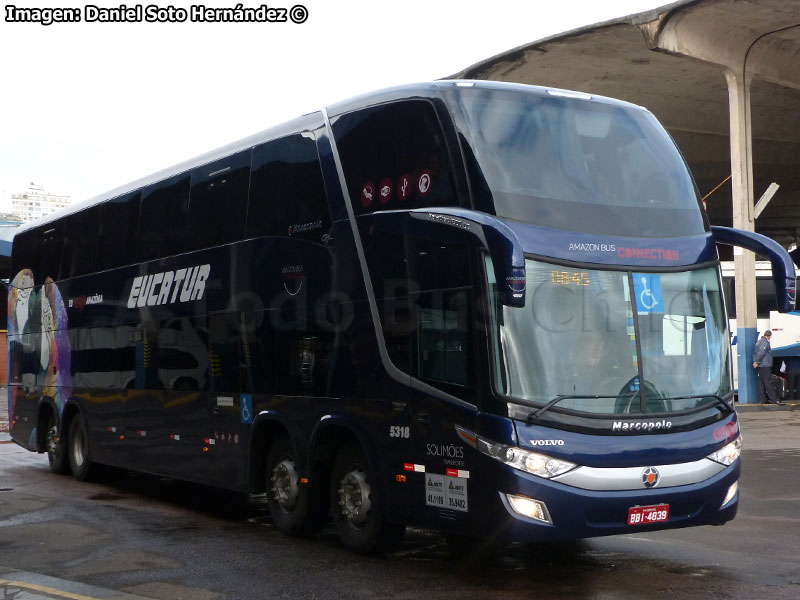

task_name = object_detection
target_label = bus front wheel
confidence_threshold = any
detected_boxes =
[330,443,405,554]
[265,436,327,537]
[68,413,94,481]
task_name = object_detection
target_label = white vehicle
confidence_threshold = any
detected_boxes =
[721,261,800,389]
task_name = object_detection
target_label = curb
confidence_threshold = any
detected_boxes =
[0,566,153,600]
[734,401,800,412]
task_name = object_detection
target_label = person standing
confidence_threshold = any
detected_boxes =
[753,330,784,405]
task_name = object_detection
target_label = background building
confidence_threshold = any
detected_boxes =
[11,183,70,222]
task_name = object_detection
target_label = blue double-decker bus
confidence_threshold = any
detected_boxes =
[8,81,795,553]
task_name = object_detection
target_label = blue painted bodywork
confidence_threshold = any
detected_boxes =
[507,221,717,268]
[515,412,739,468]
[772,342,800,357]
[711,226,796,313]
[487,459,739,543]
[373,208,526,306]
[9,80,769,545]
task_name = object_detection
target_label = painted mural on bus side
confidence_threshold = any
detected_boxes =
[7,269,72,448]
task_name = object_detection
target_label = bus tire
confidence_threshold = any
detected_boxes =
[45,412,69,474]
[330,443,405,554]
[265,436,327,537]
[68,413,94,482]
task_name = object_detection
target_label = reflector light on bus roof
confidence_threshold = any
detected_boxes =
[547,89,592,100]
[455,82,475,87]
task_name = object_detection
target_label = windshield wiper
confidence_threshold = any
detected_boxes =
[527,394,615,422]
[526,393,734,423]
[656,394,735,416]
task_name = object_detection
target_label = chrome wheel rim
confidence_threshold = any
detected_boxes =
[47,422,59,455]
[72,425,86,468]
[338,469,371,527]
[271,459,299,511]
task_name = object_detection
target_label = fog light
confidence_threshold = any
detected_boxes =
[507,494,553,524]
[721,481,738,508]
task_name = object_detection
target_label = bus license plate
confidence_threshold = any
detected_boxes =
[627,504,669,526]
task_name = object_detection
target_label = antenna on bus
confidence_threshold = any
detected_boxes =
[701,175,731,210]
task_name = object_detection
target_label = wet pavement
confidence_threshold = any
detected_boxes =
[1,394,799,598]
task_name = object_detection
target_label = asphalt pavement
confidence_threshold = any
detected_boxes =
[2,388,799,599]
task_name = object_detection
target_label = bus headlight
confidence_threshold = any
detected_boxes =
[478,437,576,478]
[707,436,742,466]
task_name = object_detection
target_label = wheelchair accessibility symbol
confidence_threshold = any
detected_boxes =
[241,393,253,424]
[640,276,658,309]
[633,274,663,314]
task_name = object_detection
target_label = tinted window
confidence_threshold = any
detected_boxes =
[333,100,458,215]
[12,229,37,276]
[187,150,251,251]
[247,133,331,241]
[241,307,356,398]
[159,317,208,391]
[455,88,704,237]
[725,277,780,319]
[70,327,119,388]
[208,313,240,393]
[364,226,473,389]
[36,221,64,282]
[99,191,140,271]
[138,173,190,262]
[63,206,100,278]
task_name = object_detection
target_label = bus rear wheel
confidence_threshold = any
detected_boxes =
[265,436,327,537]
[330,444,405,554]
[45,412,69,474]
[68,413,94,481]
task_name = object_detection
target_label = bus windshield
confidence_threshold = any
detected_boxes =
[487,258,732,415]
[455,88,704,237]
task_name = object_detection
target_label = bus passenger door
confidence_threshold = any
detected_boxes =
[409,285,478,522]
[375,234,479,524]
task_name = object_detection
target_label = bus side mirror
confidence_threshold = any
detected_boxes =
[711,226,796,313]
[373,208,526,307]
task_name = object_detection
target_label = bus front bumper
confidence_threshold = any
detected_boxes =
[484,460,740,544]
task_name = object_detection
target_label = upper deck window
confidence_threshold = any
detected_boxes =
[37,221,64,282]
[332,100,458,215]
[453,88,704,237]
[187,150,251,251]
[63,206,100,278]
[138,173,190,262]
[247,132,331,241]
[98,190,140,271]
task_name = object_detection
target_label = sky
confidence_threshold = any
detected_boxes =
[0,0,668,210]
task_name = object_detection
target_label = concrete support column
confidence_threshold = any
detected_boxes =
[725,68,759,404]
